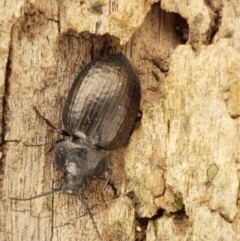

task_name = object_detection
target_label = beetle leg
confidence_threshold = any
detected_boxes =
[53,138,65,143]
[33,106,71,136]
[101,165,112,191]
[81,195,102,240]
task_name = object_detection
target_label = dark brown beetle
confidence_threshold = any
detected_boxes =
[54,53,141,195]
[12,54,141,198]
[11,54,141,240]
[12,54,141,197]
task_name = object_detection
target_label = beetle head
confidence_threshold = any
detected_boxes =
[54,140,109,195]
[60,173,86,195]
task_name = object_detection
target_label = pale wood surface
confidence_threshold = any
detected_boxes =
[1,1,240,241]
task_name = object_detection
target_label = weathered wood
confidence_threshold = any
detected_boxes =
[1,1,240,241]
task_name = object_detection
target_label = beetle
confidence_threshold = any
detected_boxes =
[55,53,141,195]
[29,53,141,197]
[11,53,141,240]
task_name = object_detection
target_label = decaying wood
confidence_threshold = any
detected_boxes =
[1,0,240,241]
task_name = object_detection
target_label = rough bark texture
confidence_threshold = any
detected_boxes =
[1,0,240,241]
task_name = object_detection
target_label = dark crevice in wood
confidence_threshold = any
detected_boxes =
[125,191,140,207]
[219,211,233,224]
[46,18,59,23]
[174,14,189,44]
[171,205,188,219]
[134,205,188,240]
[135,209,164,241]
[203,0,223,43]
[56,1,61,35]
[0,22,14,200]
[4,140,20,143]
[2,38,12,144]
[208,9,222,43]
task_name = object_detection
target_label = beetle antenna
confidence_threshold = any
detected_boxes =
[81,195,102,241]
[32,106,71,136]
[9,188,61,201]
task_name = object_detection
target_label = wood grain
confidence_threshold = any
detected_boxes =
[1,1,240,241]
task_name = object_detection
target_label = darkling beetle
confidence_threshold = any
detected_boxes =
[10,54,141,240]
[10,53,141,238]
[53,53,141,196]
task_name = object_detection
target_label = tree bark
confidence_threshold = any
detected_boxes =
[1,1,240,241]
